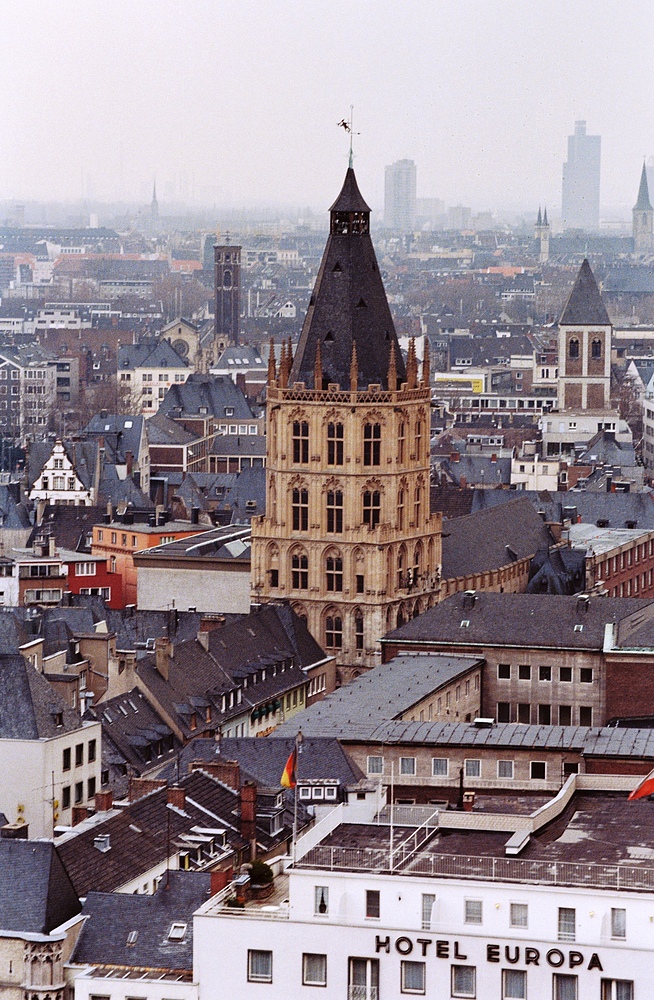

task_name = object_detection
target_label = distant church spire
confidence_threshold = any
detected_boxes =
[633,161,654,252]
[151,180,159,222]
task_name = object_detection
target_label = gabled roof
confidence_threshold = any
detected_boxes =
[72,871,211,971]
[84,414,146,463]
[158,373,254,421]
[635,162,653,212]
[117,340,189,371]
[290,167,406,391]
[147,410,197,445]
[0,840,80,934]
[28,505,107,552]
[559,259,610,326]
[86,688,180,774]
[0,653,83,739]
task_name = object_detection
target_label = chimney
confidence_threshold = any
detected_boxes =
[94,789,113,812]
[155,637,170,681]
[128,776,166,802]
[459,475,467,489]
[125,451,134,476]
[197,631,209,651]
[200,614,225,634]
[240,781,257,849]
[450,452,460,463]
[463,790,476,812]
[236,372,247,394]
[167,785,186,811]
[462,589,477,610]
[210,867,233,896]
[191,506,200,524]
[192,759,241,791]
[491,453,497,463]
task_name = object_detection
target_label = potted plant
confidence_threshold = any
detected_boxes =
[248,859,274,899]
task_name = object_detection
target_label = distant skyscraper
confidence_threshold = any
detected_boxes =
[633,162,653,253]
[384,159,417,231]
[561,120,601,231]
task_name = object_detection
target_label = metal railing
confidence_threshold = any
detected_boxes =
[376,805,440,827]
[298,847,654,892]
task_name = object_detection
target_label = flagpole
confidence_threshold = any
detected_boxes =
[292,730,303,863]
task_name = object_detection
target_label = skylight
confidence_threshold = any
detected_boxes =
[168,922,187,941]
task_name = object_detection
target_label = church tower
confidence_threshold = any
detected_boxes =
[557,259,611,411]
[633,162,653,253]
[214,240,241,350]
[534,206,550,263]
[250,166,442,682]
[151,181,159,222]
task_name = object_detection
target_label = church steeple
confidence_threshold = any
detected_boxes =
[151,180,159,222]
[290,166,406,391]
[633,162,654,253]
[635,162,652,211]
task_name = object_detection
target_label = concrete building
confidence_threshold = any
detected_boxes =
[384,159,417,231]
[250,166,442,682]
[562,120,601,231]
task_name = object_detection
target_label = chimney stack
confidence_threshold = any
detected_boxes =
[155,637,171,681]
[192,759,241,791]
[240,781,257,853]
[94,789,113,812]
[167,786,186,811]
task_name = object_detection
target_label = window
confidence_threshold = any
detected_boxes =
[464,899,482,924]
[601,980,633,1000]
[303,953,327,987]
[326,490,343,532]
[63,747,71,771]
[325,616,342,649]
[497,702,511,723]
[111,532,117,544]
[291,552,308,589]
[293,421,309,463]
[568,338,579,360]
[518,664,531,680]
[579,706,592,727]
[292,488,309,531]
[558,907,576,942]
[367,755,383,774]
[348,958,379,1000]
[497,760,514,779]
[502,969,526,999]
[88,776,96,799]
[465,758,480,777]
[510,902,528,928]
[400,757,416,776]
[401,961,425,995]
[592,338,602,359]
[451,964,476,997]
[248,949,272,983]
[580,668,593,683]
[326,555,343,591]
[362,490,381,528]
[413,486,421,527]
[88,739,96,762]
[356,573,364,593]
[314,886,329,915]
[366,890,380,918]
[553,974,577,1000]
[517,703,531,724]
[355,615,364,650]
[398,422,406,463]
[74,781,83,804]
[538,704,551,725]
[75,743,84,766]
[363,422,381,466]
[414,420,423,461]
[432,758,448,777]
[76,562,96,576]
[560,666,572,682]
[398,489,405,530]
[497,663,510,679]
[539,665,552,681]
[530,761,546,780]
[421,893,436,930]
[611,907,626,939]
[327,423,343,465]
[62,785,71,809]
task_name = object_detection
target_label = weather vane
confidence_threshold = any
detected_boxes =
[338,105,359,167]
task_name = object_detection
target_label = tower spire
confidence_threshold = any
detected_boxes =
[267,337,277,386]
[387,341,398,392]
[349,341,358,392]
[421,337,430,387]
[314,341,323,390]
[406,338,418,389]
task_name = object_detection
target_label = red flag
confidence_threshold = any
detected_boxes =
[280,746,297,788]
[628,768,654,800]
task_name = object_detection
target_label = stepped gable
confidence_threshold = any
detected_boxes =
[559,259,610,326]
[290,166,406,391]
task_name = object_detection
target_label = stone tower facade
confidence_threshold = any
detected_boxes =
[534,207,550,264]
[633,162,654,253]
[250,167,442,682]
[557,259,611,411]
[214,242,241,350]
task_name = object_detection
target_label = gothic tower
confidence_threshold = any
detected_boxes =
[557,259,611,411]
[250,166,442,682]
[633,162,653,253]
[534,206,550,263]
[214,240,241,350]
[151,181,159,222]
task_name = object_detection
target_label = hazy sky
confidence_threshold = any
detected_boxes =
[2,0,654,216]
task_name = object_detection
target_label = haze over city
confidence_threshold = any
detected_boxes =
[2,0,654,215]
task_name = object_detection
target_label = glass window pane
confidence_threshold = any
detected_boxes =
[432,757,448,776]
[558,907,576,941]
[611,907,626,938]
[248,950,272,982]
[510,903,528,928]
[554,974,577,1000]
[303,953,327,986]
[464,899,482,924]
[503,969,526,999]
[451,964,476,997]
[401,961,425,994]
[314,886,329,915]
[421,893,435,930]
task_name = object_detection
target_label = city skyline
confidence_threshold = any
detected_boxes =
[1,1,654,215]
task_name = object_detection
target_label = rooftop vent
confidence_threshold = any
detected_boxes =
[474,717,494,728]
[93,833,111,853]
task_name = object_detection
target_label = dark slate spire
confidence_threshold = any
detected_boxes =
[543,207,548,226]
[559,259,610,326]
[290,167,406,391]
[634,162,652,211]
[536,207,542,226]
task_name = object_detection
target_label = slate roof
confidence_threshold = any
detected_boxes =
[117,340,189,371]
[559,259,610,326]
[158,373,254,421]
[441,496,550,579]
[0,840,80,934]
[290,167,406,391]
[384,592,654,652]
[449,333,534,367]
[147,410,197,445]
[135,525,251,562]
[635,162,652,211]
[86,688,180,775]
[578,430,637,468]
[440,453,512,487]
[84,414,146,464]
[98,464,154,509]
[72,871,213,971]
[469,488,654,529]
[430,483,475,519]
[28,505,106,552]
[0,653,83,738]
[210,434,266,457]
[275,653,483,737]
[213,464,266,524]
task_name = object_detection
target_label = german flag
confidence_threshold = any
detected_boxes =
[280,745,297,788]
[629,767,654,800]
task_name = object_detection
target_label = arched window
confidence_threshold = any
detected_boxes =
[398,421,406,464]
[326,490,343,533]
[267,544,279,589]
[569,338,580,360]
[363,422,381,466]
[292,488,308,531]
[354,612,364,650]
[354,547,365,594]
[397,545,407,589]
[591,338,602,359]
[326,551,343,592]
[413,542,423,585]
[414,419,423,460]
[398,488,405,530]
[414,486,422,527]
[223,269,232,288]
[363,489,381,528]
[291,550,308,590]
[325,614,343,649]
[327,422,344,465]
[292,421,309,464]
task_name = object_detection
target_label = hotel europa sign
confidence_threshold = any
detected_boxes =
[373,936,604,971]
